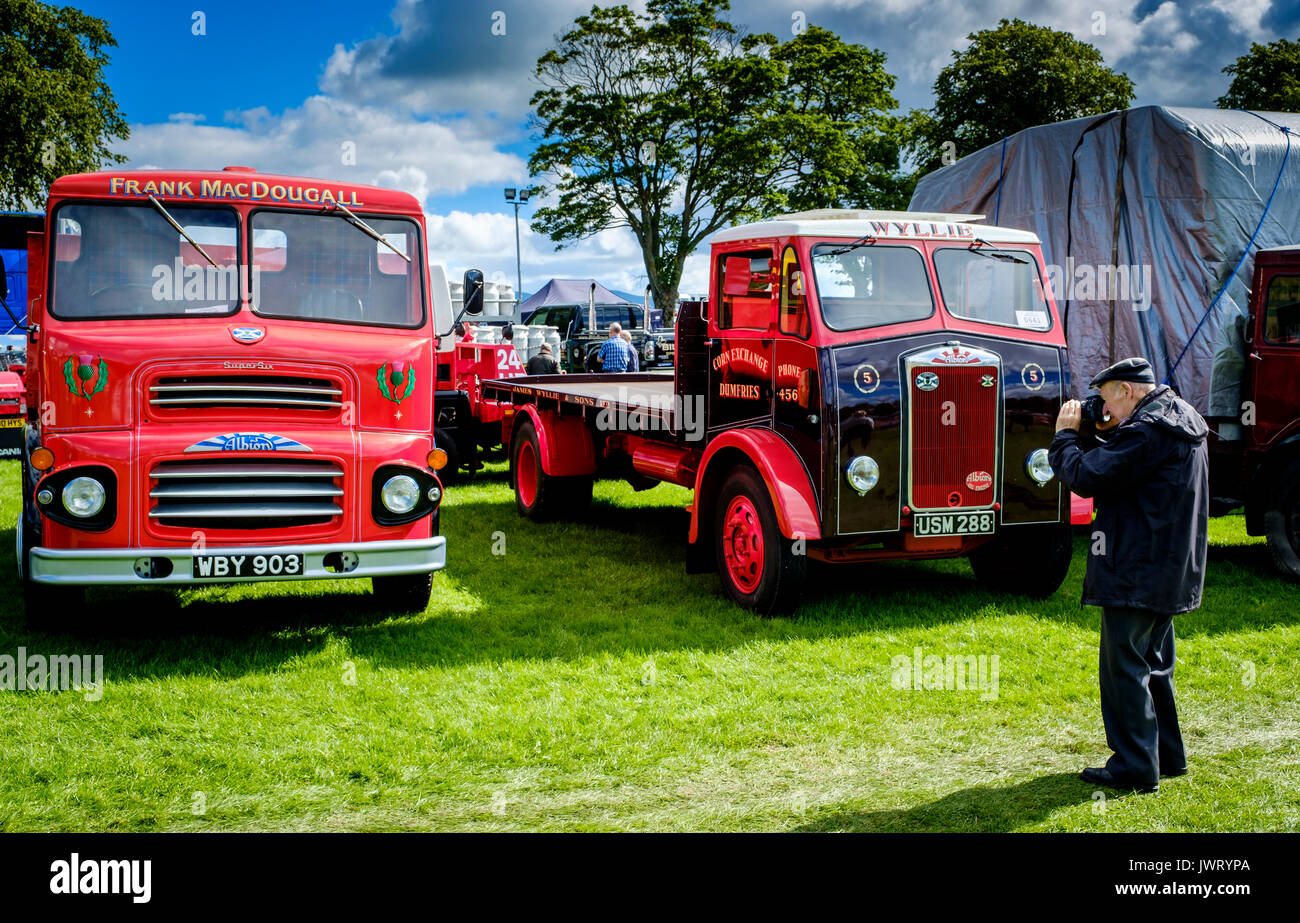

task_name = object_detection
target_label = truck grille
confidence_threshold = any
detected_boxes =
[907,347,999,511]
[149,375,343,410]
[149,459,344,529]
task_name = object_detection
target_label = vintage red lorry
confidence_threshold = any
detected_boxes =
[484,210,1088,612]
[16,166,475,625]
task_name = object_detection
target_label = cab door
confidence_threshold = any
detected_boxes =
[1248,262,1300,448]
[772,245,821,493]
[707,246,776,435]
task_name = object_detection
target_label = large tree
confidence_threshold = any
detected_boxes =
[0,0,128,210]
[1216,38,1300,111]
[909,18,1134,174]
[528,0,905,320]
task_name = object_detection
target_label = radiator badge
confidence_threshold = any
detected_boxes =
[980,373,996,388]
[185,433,312,453]
[915,371,939,391]
[231,326,265,344]
[377,361,416,404]
[965,471,993,491]
[64,354,107,401]
[932,347,979,364]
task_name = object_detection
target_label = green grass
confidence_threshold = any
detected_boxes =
[0,458,1297,831]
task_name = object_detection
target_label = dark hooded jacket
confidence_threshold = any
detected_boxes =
[1049,385,1209,613]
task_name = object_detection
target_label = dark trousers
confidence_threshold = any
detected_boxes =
[1099,606,1186,784]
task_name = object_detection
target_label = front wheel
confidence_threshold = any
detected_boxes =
[1264,460,1300,580]
[17,508,86,630]
[372,573,433,613]
[968,520,1074,597]
[713,466,806,615]
[434,426,461,485]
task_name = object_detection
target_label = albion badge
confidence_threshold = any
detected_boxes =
[915,371,939,391]
[64,354,107,401]
[378,361,416,404]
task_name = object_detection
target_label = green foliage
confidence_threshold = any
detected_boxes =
[1216,38,1300,111]
[909,19,1133,175]
[0,0,129,210]
[528,1,906,321]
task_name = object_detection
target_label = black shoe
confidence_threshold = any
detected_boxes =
[1161,766,1188,778]
[1080,766,1158,793]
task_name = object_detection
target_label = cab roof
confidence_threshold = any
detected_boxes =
[47,167,422,214]
[711,209,1041,246]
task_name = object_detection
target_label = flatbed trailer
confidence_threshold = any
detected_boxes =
[485,210,1090,613]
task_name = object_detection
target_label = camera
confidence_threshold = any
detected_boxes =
[1080,392,1112,426]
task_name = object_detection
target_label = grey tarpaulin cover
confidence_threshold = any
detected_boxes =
[910,106,1299,424]
[517,278,633,317]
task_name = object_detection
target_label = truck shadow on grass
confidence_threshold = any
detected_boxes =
[792,772,1098,832]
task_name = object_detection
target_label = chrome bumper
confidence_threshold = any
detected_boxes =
[28,537,446,586]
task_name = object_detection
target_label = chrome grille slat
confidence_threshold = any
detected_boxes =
[152,462,344,479]
[151,482,343,499]
[150,500,342,519]
[148,375,342,410]
[149,458,344,529]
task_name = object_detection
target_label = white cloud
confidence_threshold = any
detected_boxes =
[117,96,524,198]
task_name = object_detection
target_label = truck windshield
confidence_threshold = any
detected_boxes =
[933,247,1053,331]
[50,203,240,319]
[250,210,424,328]
[810,243,934,330]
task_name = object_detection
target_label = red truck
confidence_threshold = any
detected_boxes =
[485,210,1089,612]
[16,166,477,626]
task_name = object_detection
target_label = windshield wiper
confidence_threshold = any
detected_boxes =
[328,201,411,263]
[826,234,878,257]
[148,195,220,269]
[968,238,1028,264]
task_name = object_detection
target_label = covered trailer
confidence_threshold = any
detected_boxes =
[910,105,1300,432]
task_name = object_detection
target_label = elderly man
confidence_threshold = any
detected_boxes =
[597,322,633,373]
[1049,358,1209,794]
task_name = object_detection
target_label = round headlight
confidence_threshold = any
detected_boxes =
[1026,448,1054,486]
[846,455,880,494]
[62,476,106,518]
[381,474,420,514]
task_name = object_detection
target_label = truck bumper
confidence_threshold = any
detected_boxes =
[27,537,446,586]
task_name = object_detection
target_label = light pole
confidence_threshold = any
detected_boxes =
[503,187,530,307]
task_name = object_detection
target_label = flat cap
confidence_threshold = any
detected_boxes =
[1089,357,1156,388]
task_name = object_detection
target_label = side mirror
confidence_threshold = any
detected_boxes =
[462,269,484,316]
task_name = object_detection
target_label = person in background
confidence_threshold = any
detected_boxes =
[597,322,632,372]
[619,330,639,372]
[526,342,559,376]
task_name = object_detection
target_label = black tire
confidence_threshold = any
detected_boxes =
[16,502,86,630]
[509,419,592,522]
[713,466,806,615]
[434,426,461,485]
[968,520,1074,597]
[1263,460,1300,580]
[372,572,433,613]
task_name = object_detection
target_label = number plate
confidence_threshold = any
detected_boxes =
[913,511,995,537]
[193,552,303,579]
[0,417,24,428]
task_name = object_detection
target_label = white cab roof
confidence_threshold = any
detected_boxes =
[711,209,1041,246]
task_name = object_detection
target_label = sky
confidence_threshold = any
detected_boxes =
[80,0,1300,297]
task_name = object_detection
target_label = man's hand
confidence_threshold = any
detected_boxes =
[1056,399,1082,433]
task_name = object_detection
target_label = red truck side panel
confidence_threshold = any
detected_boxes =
[689,429,821,543]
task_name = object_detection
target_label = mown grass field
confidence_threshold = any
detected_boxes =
[0,457,1296,832]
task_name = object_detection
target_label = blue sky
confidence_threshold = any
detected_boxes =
[84,0,1299,296]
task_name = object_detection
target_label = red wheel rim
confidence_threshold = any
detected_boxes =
[722,495,764,594]
[518,440,539,508]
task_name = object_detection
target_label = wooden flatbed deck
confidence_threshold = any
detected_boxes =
[482,372,680,431]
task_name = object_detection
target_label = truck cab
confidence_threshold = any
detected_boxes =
[486,210,1081,613]
[18,167,453,624]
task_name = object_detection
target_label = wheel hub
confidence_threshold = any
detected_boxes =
[722,495,764,594]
